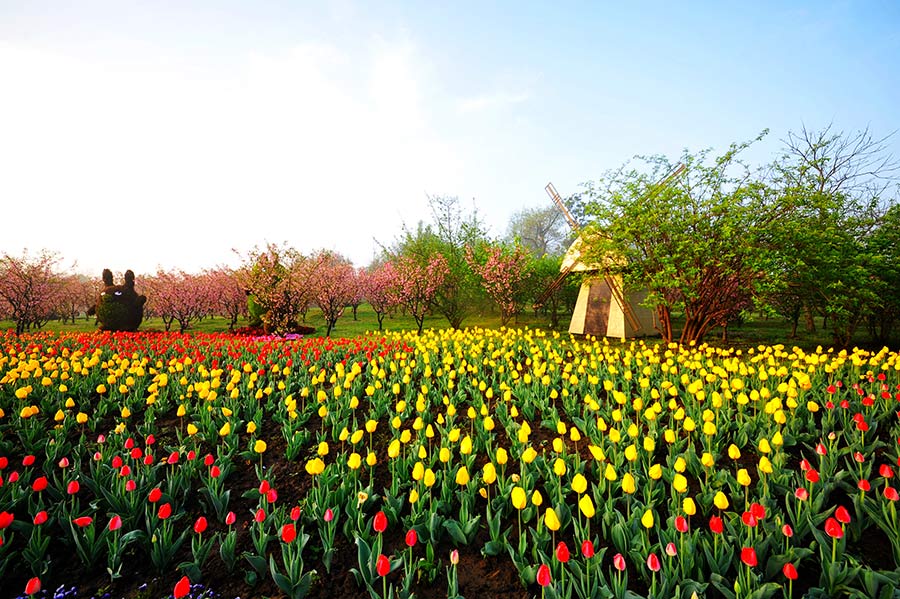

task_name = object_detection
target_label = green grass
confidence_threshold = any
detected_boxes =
[2,304,896,351]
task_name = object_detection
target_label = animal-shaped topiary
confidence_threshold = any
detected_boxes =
[87,269,147,332]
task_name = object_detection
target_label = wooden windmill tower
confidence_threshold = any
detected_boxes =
[535,165,684,339]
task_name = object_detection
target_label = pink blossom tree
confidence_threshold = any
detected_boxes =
[205,268,247,331]
[362,261,400,330]
[57,275,97,324]
[309,250,356,337]
[0,249,66,335]
[465,243,532,326]
[393,254,449,334]
[144,270,214,332]
[236,243,317,334]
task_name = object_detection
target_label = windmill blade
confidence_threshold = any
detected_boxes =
[533,262,577,309]
[545,183,580,232]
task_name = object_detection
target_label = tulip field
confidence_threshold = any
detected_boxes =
[1,328,900,599]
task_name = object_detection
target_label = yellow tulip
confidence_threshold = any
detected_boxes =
[736,468,751,487]
[409,488,419,504]
[460,436,473,455]
[412,461,424,481]
[424,468,436,487]
[496,447,508,465]
[347,453,362,470]
[727,444,741,460]
[701,452,715,468]
[588,445,605,461]
[571,473,587,494]
[758,438,771,454]
[522,447,537,463]
[624,444,638,462]
[439,447,451,463]
[641,508,654,529]
[455,466,470,486]
[713,491,729,510]
[579,494,596,518]
[544,507,561,531]
[682,497,697,516]
[673,473,688,493]
[483,462,497,485]
[511,486,527,510]
[604,464,618,481]
[622,472,636,494]
[674,456,686,472]
[366,452,377,467]
[305,457,325,475]
[247,421,257,434]
[531,490,543,506]
[218,422,231,436]
[387,439,400,459]
[553,458,567,477]
[76,412,88,424]
[187,423,198,436]
[758,456,773,474]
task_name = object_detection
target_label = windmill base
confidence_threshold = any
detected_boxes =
[568,279,656,339]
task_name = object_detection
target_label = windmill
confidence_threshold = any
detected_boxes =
[535,164,685,339]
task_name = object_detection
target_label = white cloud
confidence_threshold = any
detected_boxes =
[457,90,531,114]
[0,37,463,275]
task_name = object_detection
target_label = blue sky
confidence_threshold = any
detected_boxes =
[1,1,897,275]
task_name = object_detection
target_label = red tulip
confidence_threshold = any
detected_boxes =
[73,516,93,527]
[23,455,36,467]
[806,469,820,483]
[741,511,758,528]
[0,457,6,469]
[795,487,809,501]
[799,459,811,472]
[25,577,41,595]
[109,515,123,531]
[210,465,221,478]
[167,451,179,465]
[826,384,836,394]
[258,480,270,495]
[857,419,869,432]
[158,503,172,520]
[886,487,900,501]
[281,523,296,543]
[254,508,265,523]
[613,553,626,571]
[783,562,798,580]
[266,488,278,503]
[290,506,301,521]
[194,517,208,534]
[373,510,388,533]
[32,476,48,492]
[556,541,570,563]
[824,517,843,539]
[782,524,793,537]
[130,448,142,460]
[119,465,131,477]
[740,547,757,567]
[33,511,48,525]
[148,487,162,503]
[204,454,214,466]
[536,563,552,586]
[323,508,334,522]
[225,511,236,526]
[665,542,677,557]
[125,479,137,492]
[112,456,123,468]
[146,434,156,446]
[646,553,660,572]
[815,443,827,456]
[674,515,689,533]
[858,479,871,492]
[144,455,154,466]
[58,457,69,468]
[709,515,723,534]
[187,450,196,461]
[854,452,865,463]
[880,464,895,478]
[376,553,391,577]
[0,512,14,529]
[749,502,765,520]
[173,575,191,599]
[7,471,17,483]
[835,506,851,524]
[67,480,80,495]
[581,540,595,558]
[124,438,134,449]
[405,529,418,547]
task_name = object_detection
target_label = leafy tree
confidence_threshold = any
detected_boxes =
[394,195,489,328]
[770,125,898,346]
[581,133,780,344]
[206,268,248,332]
[465,243,532,326]
[506,206,571,258]
[0,249,66,335]
[526,254,582,330]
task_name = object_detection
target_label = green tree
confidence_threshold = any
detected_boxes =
[505,206,571,258]
[581,133,780,344]
[770,125,898,346]
[394,195,489,328]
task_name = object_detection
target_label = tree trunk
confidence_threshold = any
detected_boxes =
[656,306,673,344]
